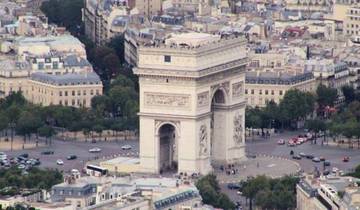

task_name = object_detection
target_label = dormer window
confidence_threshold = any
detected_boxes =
[164,55,171,63]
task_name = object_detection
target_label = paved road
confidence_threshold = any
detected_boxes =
[1,139,139,173]
[246,131,360,173]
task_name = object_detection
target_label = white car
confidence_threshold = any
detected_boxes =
[18,164,26,169]
[332,167,339,173]
[56,159,64,165]
[89,147,102,153]
[121,145,132,150]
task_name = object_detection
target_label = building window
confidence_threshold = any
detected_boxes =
[59,91,62,96]
[72,99,75,106]
[251,89,254,94]
[279,90,283,95]
[245,89,248,94]
[65,100,68,106]
[96,90,99,95]
[59,100,62,105]
[65,91,68,96]
[259,90,262,95]
[164,55,171,63]
[90,90,94,95]
[265,90,268,95]
[271,90,274,95]
[72,91,75,96]
[83,99,86,106]
[78,90,81,96]
[83,90,86,95]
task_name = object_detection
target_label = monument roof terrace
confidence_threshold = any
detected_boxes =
[138,33,247,54]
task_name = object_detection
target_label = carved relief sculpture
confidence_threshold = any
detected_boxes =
[197,91,209,108]
[145,92,190,108]
[233,113,243,145]
[232,82,243,98]
[199,124,208,156]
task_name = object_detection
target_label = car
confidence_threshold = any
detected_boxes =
[41,150,54,155]
[247,154,256,158]
[67,155,77,160]
[227,183,241,190]
[277,139,285,145]
[324,161,331,167]
[121,145,132,150]
[19,153,29,158]
[299,152,306,157]
[17,164,26,169]
[292,155,301,160]
[56,159,64,165]
[306,154,314,159]
[89,147,102,153]
[343,156,350,162]
[287,141,296,147]
[320,157,325,161]
[323,170,330,176]
[312,157,321,162]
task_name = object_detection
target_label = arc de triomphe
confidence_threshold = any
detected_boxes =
[134,33,248,174]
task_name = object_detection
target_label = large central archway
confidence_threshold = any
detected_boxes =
[210,89,227,165]
[158,124,178,173]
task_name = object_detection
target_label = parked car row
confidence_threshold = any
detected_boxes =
[0,152,40,170]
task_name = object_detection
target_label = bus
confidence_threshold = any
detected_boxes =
[85,165,108,177]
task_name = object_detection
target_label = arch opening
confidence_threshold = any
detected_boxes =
[210,89,227,166]
[158,123,178,173]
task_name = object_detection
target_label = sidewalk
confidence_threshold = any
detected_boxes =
[0,137,45,151]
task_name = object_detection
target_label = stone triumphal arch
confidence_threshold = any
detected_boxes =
[134,33,248,174]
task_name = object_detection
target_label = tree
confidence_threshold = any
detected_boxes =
[41,0,84,35]
[242,175,270,210]
[342,85,355,104]
[305,119,326,144]
[38,125,56,145]
[15,111,42,147]
[196,174,235,209]
[316,84,337,115]
[341,119,358,148]
[279,89,314,128]
[92,124,105,141]
[0,112,9,141]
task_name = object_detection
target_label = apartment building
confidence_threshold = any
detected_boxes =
[245,71,317,107]
[297,174,360,210]
[344,4,360,37]
[25,72,102,108]
[284,0,332,13]
[83,0,161,46]
[51,175,204,210]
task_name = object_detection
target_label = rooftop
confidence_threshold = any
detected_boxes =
[30,72,101,86]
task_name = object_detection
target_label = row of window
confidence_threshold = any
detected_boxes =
[245,89,283,95]
[59,89,100,96]
[59,99,88,107]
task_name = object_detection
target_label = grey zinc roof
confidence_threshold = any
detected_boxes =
[30,72,101,86]
[245,72,314,85]
[62,55,92,68]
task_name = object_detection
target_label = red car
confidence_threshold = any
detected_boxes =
[343,156,350,162]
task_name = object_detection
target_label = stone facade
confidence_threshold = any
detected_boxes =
[134,35,248,174]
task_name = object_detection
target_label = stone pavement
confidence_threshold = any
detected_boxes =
[216,156,301,184]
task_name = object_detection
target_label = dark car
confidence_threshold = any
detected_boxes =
[227,183,241,190]
[306,154,314,159]
[323,170,330,176]
[247,154,256,158]
[67,155,77,160]
[41,150,54,155]
[292,155,301,160]
[324,161,331,167]
[343,156,350,162]
[19,153,29,158]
